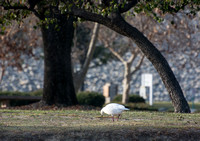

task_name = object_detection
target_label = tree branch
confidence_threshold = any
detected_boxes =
[127,51,137,64]
[119,0,140,13]
[3,5,28,10]
[71,7,111,25]
[167,1,190,13]
[99,30,126,63]
[71,8,132,37]
[107,46,125,63]
[74,22,100,92]
[130,55,144,75]
[2,4,42,19]
[79,22,99,78]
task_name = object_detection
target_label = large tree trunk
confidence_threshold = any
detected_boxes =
[109,15,190,113]
[41,15,78,106]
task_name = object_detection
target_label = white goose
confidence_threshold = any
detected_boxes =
[100,103,130,121]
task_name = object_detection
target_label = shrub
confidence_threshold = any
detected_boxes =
[112,94,122,102]
[125,103,158,111]
[77,91,105,107]
[0,91,29,96]
[129,94,145,103]
[29,89,43,96]
[0,89,43,97]
[112,94,145,103]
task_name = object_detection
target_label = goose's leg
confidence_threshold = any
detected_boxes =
[112,115,114,122]
[117,114,121,121]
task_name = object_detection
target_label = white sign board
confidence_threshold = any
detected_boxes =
[140,74,153,105]
[142,74,152,87]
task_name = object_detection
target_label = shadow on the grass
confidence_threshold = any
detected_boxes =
[1,126,200,141]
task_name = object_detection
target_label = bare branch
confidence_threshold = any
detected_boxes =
[107,46,125,63]
[98,29,126,63]
[127,52,136,64]
[73,22,100,92]
[130,55,144,75]
[81,22,100,76]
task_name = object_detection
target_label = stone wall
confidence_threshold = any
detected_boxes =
[1,51,200,102]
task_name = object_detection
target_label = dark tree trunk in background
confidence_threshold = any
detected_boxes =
[41,15,78,106]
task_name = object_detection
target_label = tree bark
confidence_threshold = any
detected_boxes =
[0,65,5,84]
[71,11,190,112]
[41,15,78,106]
[122,62,131,104]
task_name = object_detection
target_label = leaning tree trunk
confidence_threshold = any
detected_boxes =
[73,23,99,93]
[41,15,78,106]
[107,15,190,113]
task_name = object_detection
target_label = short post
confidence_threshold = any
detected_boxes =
[103,83,118,103]
[0,100,10,108]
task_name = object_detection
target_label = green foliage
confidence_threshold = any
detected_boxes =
[77,91,105,107]
[125,103,158,111]
[0,0,199,31]
[112,94,145,103]
[29,89,43,96]
[112,94,122,102]
[129,94,146,103]
[134,0,199,22]
[0,91,29,96]
[109,94,154,111]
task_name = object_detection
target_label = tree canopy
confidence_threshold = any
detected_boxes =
[0,0,199,32]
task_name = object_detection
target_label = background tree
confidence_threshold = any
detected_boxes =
[67,0,199,113]
[0,15,40,83]
[99,26,144,104]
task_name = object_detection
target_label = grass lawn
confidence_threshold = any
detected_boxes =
[1,108,200,140]
[152,102,200,112]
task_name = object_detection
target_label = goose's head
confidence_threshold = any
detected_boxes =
[100,109,104,116]
[100,108,105,119]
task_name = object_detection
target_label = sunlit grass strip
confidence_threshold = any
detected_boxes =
[1,109,200,130]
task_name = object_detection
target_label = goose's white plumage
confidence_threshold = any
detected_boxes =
[101,103,129,121]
